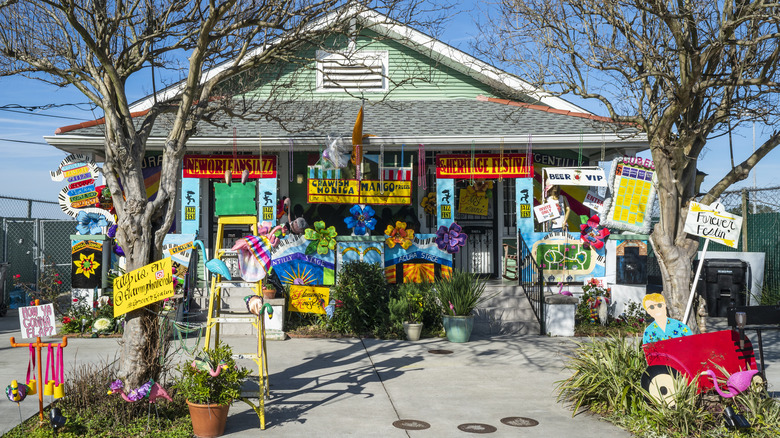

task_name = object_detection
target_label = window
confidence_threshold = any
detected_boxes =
[316,50,388,92]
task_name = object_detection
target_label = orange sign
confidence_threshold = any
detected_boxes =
[183,154,277,178]
[436,154,533,179]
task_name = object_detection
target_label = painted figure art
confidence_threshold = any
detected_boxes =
[642,293,691,344]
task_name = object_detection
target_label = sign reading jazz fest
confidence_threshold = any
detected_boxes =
[183,154,277,179]
[51,154,115,222]
[307,179,412,205]
[288,285,330,314]
[684,202,743,248]
[113,258,174,317]
[436,154,533,179]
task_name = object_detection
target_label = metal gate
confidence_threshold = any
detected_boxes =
[452,181,499,277]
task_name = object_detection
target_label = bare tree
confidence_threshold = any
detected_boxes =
[475,0,780,325]
[0,0,449,387]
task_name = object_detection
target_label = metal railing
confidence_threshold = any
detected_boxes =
[517,231,546,335]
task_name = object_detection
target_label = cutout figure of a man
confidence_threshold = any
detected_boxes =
[642,293,691,344]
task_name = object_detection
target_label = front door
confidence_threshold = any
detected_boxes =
[451,180,499,277]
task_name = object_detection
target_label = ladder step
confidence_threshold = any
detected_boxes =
[211,316,258,324]
[214,282,256,288]
[232,354,260,360]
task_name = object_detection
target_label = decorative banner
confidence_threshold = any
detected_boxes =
[543,166,607,187]
[383,233,453,284]
[288,285,330,314]
[271,234,335,286]
[527,231,606,283]
[257,177,277,224]
[583,187,604,213]
[180,175,200,234]
[684,202,743,248]
[113,258,174,317]
[183,154,277,179]
[307,179,412,205]
[515,177,534,237]
[601,156,657,234]
[437,178,454,229]
[163,234,195,285]
[457,187,489,216]
[18,303,57,339]
[436,154,533,179]
[71,239,104,289]
[533,201,562,223]
[336,236,384,275]
[51,154,115,222]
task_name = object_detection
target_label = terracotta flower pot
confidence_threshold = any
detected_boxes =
[187,400,230,438]
[262,288,277,300]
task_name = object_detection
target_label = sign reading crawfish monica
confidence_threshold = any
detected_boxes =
[435,154,533,179]
[307,179,412,205]
[182,154,277,178]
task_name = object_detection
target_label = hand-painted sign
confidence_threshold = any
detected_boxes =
[307,179,412,205]
[601,156,657,234]
[543,167,607,187]
[113,258,174,317]
[684,202,743,248]
[288,285,330,314]
[51,154,115,222]
[533,201,562,223]
[583,187,604,212]
[436,154,533,179]
[71,239,103,289]
[458,188,489,216]
[18,303,57,338]
[183,154,277,179]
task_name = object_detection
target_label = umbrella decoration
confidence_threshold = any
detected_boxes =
[435,222,468,254]
[344,205,377,236]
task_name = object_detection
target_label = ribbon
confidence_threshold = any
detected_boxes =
[45,344,53,386]
[26,345,36,385]
[418,144,426,190]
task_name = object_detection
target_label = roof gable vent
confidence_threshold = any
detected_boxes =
[316,50,388,92]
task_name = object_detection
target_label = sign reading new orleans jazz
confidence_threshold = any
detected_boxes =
[435,154,533,179]
[113,258,174,317]
[307,179,412,205]
[182,154,277,179]
[51,154,115,222]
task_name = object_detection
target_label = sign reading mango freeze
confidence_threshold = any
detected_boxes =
[307,179,412,205]
[113,258,174,317]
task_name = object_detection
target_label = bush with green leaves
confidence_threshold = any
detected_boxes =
[329,260,391,337]
[433,269,493,316]
[174,341,250,405]
[388,281,442,337]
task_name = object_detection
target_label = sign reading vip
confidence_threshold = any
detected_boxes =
[543,167,607,186]
[288,285,330,314]
[18,303,56,339]
[684,202,743,248]
[307,179,412,205]
[113,258,174,317]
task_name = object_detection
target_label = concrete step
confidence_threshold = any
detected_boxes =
[470,281,543,335]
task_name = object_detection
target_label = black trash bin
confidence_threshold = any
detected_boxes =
[697,259,749,317]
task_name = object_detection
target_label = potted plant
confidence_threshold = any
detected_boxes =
[434,269,493,343]
[390,283,426,341]
[261,282,277,300]
[175,341,250,438]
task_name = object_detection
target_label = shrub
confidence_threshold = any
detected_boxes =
[388,281,442,337]
[329,261,391,337]
[174,341,250,405]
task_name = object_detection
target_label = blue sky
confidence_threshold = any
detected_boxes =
[1,5,778,204]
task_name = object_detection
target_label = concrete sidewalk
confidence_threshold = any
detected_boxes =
[2,309,778,437]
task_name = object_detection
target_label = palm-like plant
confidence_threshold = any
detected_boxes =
[434,269,493,316]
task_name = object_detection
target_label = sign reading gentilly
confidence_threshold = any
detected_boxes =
[684,202,743,248]
[113,258,174,317]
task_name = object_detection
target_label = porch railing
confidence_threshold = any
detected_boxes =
[517,231,546,335]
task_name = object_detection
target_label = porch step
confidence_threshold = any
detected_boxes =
[472,281,542,336]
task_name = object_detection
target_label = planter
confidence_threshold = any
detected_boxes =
[442,314,474,343]
[187,400,230,438]
[402,322,423,341]
[262,288,277,300]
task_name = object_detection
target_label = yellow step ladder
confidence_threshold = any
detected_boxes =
[203,215,270,429]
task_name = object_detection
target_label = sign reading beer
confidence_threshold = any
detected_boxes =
[183,154,277,179]
[543,166,607,187]
[436,154,533,179]
[307,179,412,205]
[113,258,174,317]
[684,202,743,248]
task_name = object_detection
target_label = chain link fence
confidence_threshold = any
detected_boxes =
[0,195,76,307]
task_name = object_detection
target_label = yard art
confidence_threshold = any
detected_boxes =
[336,236,384,274]
[684,201,743,248]
[457,186,489,216]
[579,215,610,250]
[533,200,562,223]
[162,234,196,286]
[113,258,174,317]
[71,237,104,289]
[271,234,335,286]
[18,303,56,339]
[437,179,455,229]
[307,178,412,205]
[384,231,453,284]
[51,154,115,223]
[527,231,606,283]
[435,154,533,179]
[288,285,330,314]
[601,156,657,234]
[582,186,604,213]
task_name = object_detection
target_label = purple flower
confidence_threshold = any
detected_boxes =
[109,379,124,392]
[107,224,118,238]
[344,204,377,236]
[435,223,468,254]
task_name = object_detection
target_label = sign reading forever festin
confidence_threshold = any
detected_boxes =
[113,258,174,317]
[684,202,743,248]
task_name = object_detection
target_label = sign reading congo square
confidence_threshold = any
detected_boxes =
[288,285,330,314]
[307,179,411,205]
[684,202,743,248]
[113,258,174,317]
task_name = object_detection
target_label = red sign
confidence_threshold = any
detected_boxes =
[183,154,277,179]
[436,154,533,179]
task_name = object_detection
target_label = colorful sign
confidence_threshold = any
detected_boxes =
[684,202,743,248]
[533,201,562,223]
[307,179,412,205]
[18,303,57,338]
[71,239,103,289]
[458,188,489,216]
[288,285,330,314]
[271,234,335,286]
[543,167,607,187]
[384,234,453,284]
[437,179,455,229]
[51,154,115,222]
[336,237,384,274]
[583,187,604,213]
[180,176,200,234]
[527,231,606,283]
[183,154,277,179]
[601,156,657,234]
[436,154,533,179]
[113,258,174,317]
[163,234,195,285]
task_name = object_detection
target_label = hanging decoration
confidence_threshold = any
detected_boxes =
[379,142,385,194]
[600,156,657,234]
[384,221,415,250]
[499,137,505,182]
[322,136,351,169]
[231,235,273,282]
[418,144,426,190]
[288,139,294,183]
[435,223,468,254]
[50,154,115,223]
[75,211,108,235]
[303,221,338,255]
[579,215,610,250]
[421,192,436,215]
[469,140,476,186]
[352,105,364,180]
[344,204,377,236]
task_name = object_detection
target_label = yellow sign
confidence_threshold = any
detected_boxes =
[288,285,330,314]
[458,188,489,216]
[113,258,174,317]
[307,179,412,205]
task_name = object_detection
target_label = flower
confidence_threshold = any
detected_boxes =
[55,280,63,285]
[74,253,100,278]
[93,317,112,332]
[304,221,338,255]
[13,274,20,280]
[62,317,72,324]
[435,222,468,254]
[420,192,436,215]
[384,221,415,250]
[75,211,108,235]
[344,204,377,236]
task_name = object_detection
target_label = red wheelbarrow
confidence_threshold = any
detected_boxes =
[641,330,759,404]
